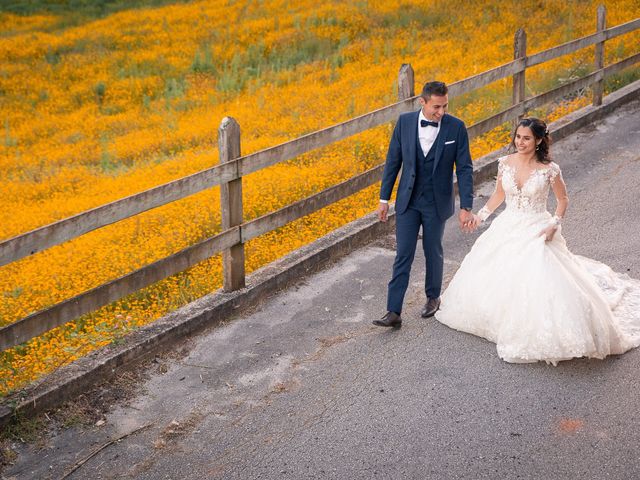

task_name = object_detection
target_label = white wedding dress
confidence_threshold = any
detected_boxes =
[436,156,640,365]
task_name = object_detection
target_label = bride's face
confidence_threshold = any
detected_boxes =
[514,126,541,155]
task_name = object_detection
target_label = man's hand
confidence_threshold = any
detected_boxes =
[458,209,475,232]
[377,202,390,222]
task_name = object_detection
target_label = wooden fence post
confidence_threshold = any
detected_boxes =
[512,28,527,130]
[398,64,415,101]
[219,116,245,291]
[593,5,607,106]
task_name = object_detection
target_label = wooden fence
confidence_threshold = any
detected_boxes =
[1,7,639,351]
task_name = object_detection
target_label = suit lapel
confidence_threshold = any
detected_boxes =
[407,110,419,168]
[433,114,450,172]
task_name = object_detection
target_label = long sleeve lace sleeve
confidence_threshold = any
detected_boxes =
[548,162,561,185]
[548,162,568,222]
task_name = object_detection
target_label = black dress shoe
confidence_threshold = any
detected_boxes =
[373,311,402,328]
[421,297,441,318]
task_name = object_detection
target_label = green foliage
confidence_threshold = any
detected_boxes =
[216,53,245,93]
[1,409,45,443]
[345,97,356,117]
[305,12,343,28]
[213,29,351,94]
[3,119,17,147]
[604,67,640,94]
[99,135,118,173]
[93,81,107,106]
[117,57,178,80]
[190,44,217,75]
[65,132,84,144]
[42,39,91,66]
[3,287,23,299]
[380,5,444,30]
[614,40,626,58]
[0,0,190,25]
[44,46,61,65]
[270,33,337,71]
[142,93,151,110]
[163,77,186,109]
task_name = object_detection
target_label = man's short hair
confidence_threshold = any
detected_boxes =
[421,81,448,99]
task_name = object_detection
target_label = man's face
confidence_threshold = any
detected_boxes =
[419,94,448,122]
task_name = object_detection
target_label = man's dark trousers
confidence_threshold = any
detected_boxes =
[386,134,445,314]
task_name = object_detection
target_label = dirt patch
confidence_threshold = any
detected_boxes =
[302,333,356,363]
[154,409,205,450]
[269,378,301,395]
[318,335,351,349]
[371,233,397,251]
[58,370,143,428]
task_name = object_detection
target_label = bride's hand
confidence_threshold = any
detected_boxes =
[539,225,558,242]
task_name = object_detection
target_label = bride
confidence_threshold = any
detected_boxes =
[436,117,640,365]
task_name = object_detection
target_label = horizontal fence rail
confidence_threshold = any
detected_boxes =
[526,18,640,68]
[1,8,639,351]
[240,164,386,243]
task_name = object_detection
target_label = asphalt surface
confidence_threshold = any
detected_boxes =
[5,99,640,479]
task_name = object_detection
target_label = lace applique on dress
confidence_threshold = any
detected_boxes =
[497,156,507,177]
[547,162,561,185]
[500,159,561,214]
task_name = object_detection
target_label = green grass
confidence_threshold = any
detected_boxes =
[1,408,46,443]
[213,31,349,94]
[605,67,640,93]
[0,0,193,20]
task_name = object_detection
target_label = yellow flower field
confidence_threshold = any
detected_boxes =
[0,0,638,395]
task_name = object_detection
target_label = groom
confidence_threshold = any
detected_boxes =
[374,81,474,328]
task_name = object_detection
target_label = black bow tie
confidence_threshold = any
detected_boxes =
[421,119,438,128]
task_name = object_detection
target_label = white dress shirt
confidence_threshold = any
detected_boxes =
[418,110,440,156]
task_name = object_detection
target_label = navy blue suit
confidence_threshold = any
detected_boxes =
[380,111,473,314]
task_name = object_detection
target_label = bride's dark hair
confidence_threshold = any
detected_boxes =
[510,117,551,164]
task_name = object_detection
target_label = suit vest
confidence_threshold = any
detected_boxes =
[409,131,437,208]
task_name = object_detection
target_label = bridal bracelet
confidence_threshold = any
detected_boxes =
[477,206,492,222]
[550,215,562,226]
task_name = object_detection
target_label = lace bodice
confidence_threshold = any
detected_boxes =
[498,156,561,214]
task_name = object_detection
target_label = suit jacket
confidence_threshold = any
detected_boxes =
[380,111,473,220]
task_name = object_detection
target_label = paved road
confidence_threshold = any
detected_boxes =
[5,99,640,479]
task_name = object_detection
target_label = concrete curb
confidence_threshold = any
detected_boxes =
[1,79,639,430]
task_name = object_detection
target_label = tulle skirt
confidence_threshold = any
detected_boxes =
[436,208,640,365]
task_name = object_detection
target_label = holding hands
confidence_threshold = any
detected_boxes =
[458,209,478,233]
[379,202,486,234]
